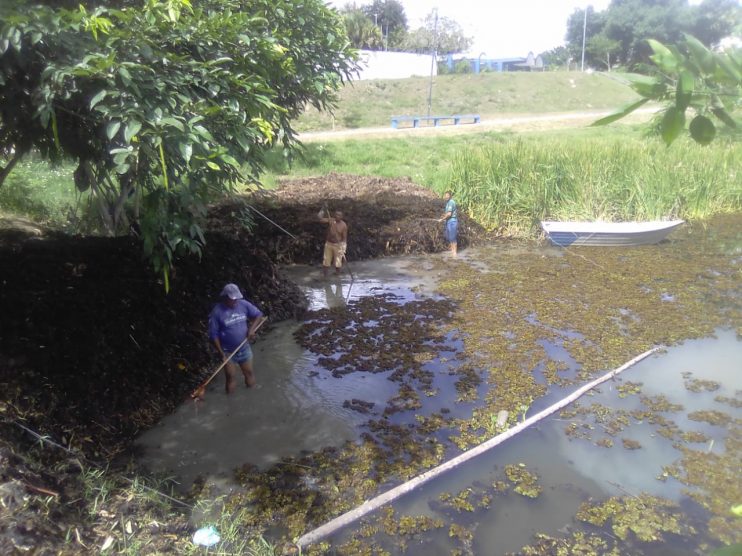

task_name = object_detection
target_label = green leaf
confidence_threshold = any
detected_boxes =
[676,71,694,111]
[160,117,184,132]
[106,120,121,140]
[124,120,142,142]
[684,34,714,74]
[660,107,685,146]
[118,66,132,86]
[715,52,741,82]
[648,39,680,73]
[113,151,130,165]
[711,107,737,129]
[89,89,107,109]
[688,115,715,145]
[220,153,241,168]
[178,142,192,163]
[206,161,220,170]
[591,98,650,127]
[628,75,667,99]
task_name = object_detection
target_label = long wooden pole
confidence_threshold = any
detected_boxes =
[296,346,660,549]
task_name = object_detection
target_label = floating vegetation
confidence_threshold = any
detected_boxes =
[512,531,620,555]
[687,410,733,427]
[714,395,742,409]
[596,437,614,448]
[343,399,376,414]
[203,216,739,552]
[679,430,710,443]
[438,489,476,513]
[504,463,542,498]
[621,438,642,450]
[617,381,643,398]
[576,494,695,542]
[664,427,742,545]
[640,394,684,413]
[684,378,721,393]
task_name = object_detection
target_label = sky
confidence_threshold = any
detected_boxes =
[330,0,703,59]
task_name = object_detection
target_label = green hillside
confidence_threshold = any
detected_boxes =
[296,71,640,131]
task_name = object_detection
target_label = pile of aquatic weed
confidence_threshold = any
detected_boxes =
[209,173,492,266]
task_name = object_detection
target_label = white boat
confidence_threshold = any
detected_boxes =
[541,220,684,247]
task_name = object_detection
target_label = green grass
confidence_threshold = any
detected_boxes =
[296,71,640,131]
[262,125,742,234]
[4,125,741,235]
[0,156,79,227]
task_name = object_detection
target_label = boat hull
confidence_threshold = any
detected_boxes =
[541,220,684,247]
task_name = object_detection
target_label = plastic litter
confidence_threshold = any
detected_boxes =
[192,526,220,547]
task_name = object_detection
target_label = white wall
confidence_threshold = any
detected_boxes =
[355,50,436,80]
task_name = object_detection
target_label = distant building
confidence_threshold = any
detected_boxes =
[355,50,436,80]
[445,52,545,73]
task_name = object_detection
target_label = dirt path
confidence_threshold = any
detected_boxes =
[298,107,659,142]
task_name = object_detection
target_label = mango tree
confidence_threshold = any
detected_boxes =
[0,0,356,285]
[593,34,741,146]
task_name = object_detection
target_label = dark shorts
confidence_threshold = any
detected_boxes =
[445,219,458,243]
[230,344,253,364]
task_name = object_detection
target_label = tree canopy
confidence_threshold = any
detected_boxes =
[401,11,473,56]
[566,0,741,69]
[0,0,357,283]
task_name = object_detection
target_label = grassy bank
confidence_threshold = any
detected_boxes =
[297,71,639,131]
[447,136,742,232]
[3,126,741,235]
[264,128,742,234]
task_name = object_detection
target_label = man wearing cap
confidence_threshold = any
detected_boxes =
[208,283,264,393]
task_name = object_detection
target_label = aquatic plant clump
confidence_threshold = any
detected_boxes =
[576,494,696,542]
[504,463,543,498]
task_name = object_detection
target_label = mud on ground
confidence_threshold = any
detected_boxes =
[0,174,490,553]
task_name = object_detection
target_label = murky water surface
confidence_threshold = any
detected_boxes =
[136,257,447,487]
[137,231,741,553]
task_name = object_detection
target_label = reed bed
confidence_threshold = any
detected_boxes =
[447,137,742,233]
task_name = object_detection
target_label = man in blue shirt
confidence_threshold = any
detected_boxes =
[208,283,264,394]
[438,190,458,256]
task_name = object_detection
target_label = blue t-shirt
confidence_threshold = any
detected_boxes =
[445,198,458,220]
[208,299,263,353]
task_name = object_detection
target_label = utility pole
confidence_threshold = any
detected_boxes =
[427,9,439,118]
[581,7,587,72]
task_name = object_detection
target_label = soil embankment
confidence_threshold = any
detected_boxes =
[0,174,489,552]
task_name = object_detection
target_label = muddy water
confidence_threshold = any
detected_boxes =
[379,329,742,555]
[135,256,446,489]
[136,240,741,553]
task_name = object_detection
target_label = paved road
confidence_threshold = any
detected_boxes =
[298,107,659,143]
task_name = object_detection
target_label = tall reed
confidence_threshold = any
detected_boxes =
[447,137,742,233]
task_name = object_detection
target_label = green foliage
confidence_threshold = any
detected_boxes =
[445,135,742,232]
[594,34,741,145]
[0,0,356,278]
[565,0,741,69]
[401,11,472,56]
[342,7,383,50]
[361,0,407,38]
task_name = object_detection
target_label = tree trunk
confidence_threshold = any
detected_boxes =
[0,152,22,190]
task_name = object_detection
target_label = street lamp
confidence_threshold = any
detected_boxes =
[581,7,587,72]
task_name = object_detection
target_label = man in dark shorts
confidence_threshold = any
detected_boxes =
[438,190,458,256]
[319,209,348,277]
[208,283,264,394]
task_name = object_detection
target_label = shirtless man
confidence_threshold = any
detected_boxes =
[319,209,348,277]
